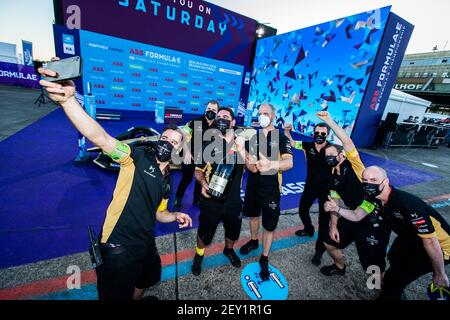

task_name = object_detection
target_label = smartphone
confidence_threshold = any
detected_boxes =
[41,56,82,82]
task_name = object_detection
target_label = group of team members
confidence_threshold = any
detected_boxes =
[38,64,449,301]
[177,102,294,281]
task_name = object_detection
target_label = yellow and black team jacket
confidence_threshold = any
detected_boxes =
[100,146,171,245]
[377,187,450,260]
[329,148,366,210]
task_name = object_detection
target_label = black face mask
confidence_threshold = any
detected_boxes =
[314,135,327,145]
[214,118,231,134]
[205,110,216,121]
[155,140,174,163]
[326,155,340,167]
[362,182,384,197]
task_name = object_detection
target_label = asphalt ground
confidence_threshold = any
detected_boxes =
[0,86,449,300]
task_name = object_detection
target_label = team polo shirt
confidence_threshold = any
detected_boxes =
[293,140,331,184]
[361,187,450,259]
[246,129,293,192]
[101,146,171,245]
[329,148,365,210]
[195,138,244,208]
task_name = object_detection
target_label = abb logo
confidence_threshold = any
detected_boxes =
[370,90,380,110]
[131,73,141,77]
[193,82,201,86]
[113,78,124,83]
[148,97,157,101]
[113,94,124,98]
[180,73,188,77]
[228,93,235,97]
[95,100,106,105]
[218,86,225,89]
[149,68,158,72]
[148,83,158,87]
[164,92,173,96]
[205,90,212,94]
[92,67,104,72]
[93,84,105,89]
[131,103,141,107]
[192,95,200,99]
[179,87,188,91]
[112,61,123,67]
[207,78,214,81]
[218,98,224,102]
[230,81,237,85]
[178,100,186,104]
[132,88,141,92]
[130,49,143,55]
[165,78,173,82]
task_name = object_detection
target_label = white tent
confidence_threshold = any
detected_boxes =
[382,89,431,123]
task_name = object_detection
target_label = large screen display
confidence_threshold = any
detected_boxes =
[79,29,244,113]
[247,7,391,140]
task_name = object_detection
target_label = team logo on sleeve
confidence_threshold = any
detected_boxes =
[410,213,429,231]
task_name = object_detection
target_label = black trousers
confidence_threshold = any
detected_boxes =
[298,181,329,254]
[379,237,450,300]
[324,218,390,272]
[96,242,161,300]
[175,163,201,201]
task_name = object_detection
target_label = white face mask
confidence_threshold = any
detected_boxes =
[259,115,272,128]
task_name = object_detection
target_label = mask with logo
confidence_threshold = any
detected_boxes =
[362,182,384,197]
[214,118,231,134]
[258,115,271,128]
[314,134,327,145]
[325,155,340,167]
[205,110,216,121]
[155,140,174,163]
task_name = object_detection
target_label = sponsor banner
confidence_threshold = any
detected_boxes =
[76,29,244,112]
[62,33,75,55]
[0,61,39,88]
[59,0,257,67]
[247,7,392,144]
[352,12,414,147]
[22,40,33,66]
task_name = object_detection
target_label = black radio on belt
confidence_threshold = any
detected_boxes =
[88,226,103,268]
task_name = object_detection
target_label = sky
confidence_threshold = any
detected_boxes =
[0,0,449,61]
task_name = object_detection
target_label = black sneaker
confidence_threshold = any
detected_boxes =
[295,229,314,237]
[191,253,204,276]
[239,240,258,255]
[320,264,346,276]
[223,248,241,268]
[311,251,323,266]
[259,256,270,281]
[174,197,182,210]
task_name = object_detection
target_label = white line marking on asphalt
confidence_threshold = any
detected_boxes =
[421,163,439,168]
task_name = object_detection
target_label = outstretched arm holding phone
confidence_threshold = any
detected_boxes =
[38,64,117,154]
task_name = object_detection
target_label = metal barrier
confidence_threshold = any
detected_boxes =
[381,122,449,148]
